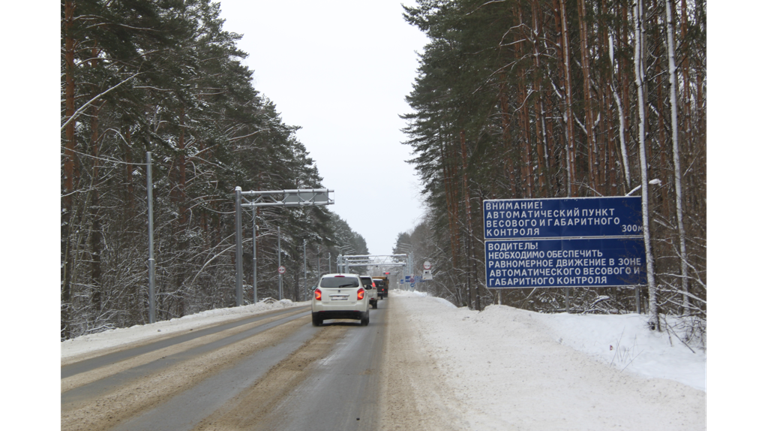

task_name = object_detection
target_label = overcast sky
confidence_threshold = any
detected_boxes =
[215,0,430,255]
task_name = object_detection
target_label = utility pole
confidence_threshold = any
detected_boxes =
[252,207,258,304]
[303,239,307,302]
[235,187,243,306]
[146,152,156,323]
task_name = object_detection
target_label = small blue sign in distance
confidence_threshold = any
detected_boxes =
[485,238,646,288]
[483,197,642,239]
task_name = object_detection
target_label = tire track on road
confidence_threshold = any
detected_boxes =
[61,314,310,431]
[62,306,309,371]
[190,325,348,431]
[61,307,309,394]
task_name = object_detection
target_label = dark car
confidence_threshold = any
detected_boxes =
[372,276,389,299]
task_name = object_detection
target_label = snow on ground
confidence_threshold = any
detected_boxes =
[390,289,706,430]
[391,289,706,391]
[60,290,707,429]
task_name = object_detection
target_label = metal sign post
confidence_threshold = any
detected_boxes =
[234,188,334,306]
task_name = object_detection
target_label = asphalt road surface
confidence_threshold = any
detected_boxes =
[61,302,389,431]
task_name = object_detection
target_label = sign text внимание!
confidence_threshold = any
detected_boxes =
[483,197,642,239]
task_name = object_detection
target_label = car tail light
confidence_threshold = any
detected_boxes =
[315,289,322,301]
[357,288,365,300]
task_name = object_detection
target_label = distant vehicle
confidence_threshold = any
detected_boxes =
[312,274,372,326]
[372,276,389,299]
[359,276,379,309]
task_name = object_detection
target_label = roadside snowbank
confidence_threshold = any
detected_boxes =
[530,306,706,391]
[390,289,706,430]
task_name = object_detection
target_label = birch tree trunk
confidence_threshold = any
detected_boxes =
[608,17,630,191]
[634,0,660,330]
[665,0,691,313]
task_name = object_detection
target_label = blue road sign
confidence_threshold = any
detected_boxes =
[483,197,642,240]
[485,238,646,288]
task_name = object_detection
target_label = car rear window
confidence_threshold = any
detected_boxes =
[320,276,360,288]
[360,278,373,288]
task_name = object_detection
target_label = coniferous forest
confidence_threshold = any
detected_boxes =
[61,0,369,340]
[61,0,706,343]
[394,0,705,340]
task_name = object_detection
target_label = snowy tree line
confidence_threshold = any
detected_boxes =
[60,0,368,340]
[397,0,705,340]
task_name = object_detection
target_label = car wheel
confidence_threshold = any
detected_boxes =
[360,311,370,326]
[372,300,378,309]
[312,313,323,326]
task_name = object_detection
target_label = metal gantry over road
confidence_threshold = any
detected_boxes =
[234,187,334,306]
[336,253,412,279]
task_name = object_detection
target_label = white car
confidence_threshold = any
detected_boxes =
[359,275,378,309]
[312,273,372,326]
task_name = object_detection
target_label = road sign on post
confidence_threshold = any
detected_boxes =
[278,265,286,275]
[483,197,645,290]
